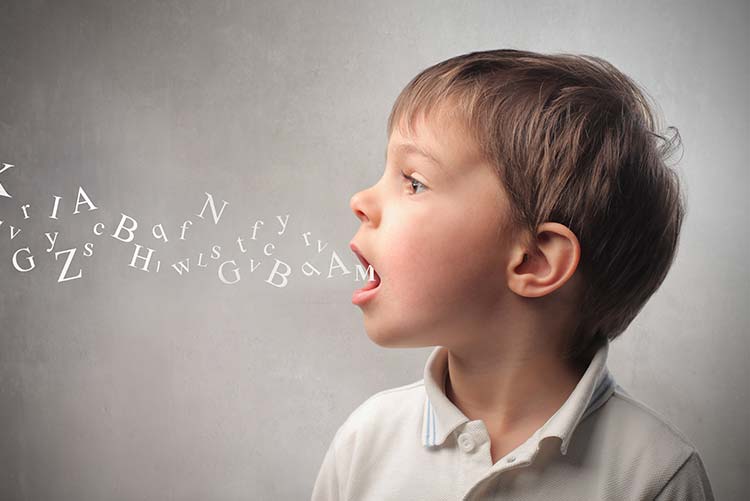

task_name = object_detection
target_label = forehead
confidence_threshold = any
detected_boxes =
[386,107,482,171]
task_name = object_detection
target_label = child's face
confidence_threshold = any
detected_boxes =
[349,109,516,349]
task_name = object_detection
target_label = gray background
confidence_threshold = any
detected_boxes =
[0,0,747,499]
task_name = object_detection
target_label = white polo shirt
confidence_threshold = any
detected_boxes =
[311,339,715,500]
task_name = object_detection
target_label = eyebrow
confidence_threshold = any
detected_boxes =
[386,142,446,171]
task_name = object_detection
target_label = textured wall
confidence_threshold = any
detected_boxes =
[0,1,747,499]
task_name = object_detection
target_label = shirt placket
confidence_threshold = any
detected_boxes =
[460,427,540,500]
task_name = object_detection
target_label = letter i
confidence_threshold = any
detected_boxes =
[49,195,62,219]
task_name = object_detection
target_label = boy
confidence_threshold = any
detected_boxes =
[312,49,714,500]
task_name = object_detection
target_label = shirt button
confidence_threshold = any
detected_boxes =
[458,433,475,452]
[506,456,516,463]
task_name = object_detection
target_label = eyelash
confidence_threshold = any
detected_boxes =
[401,171,427,195]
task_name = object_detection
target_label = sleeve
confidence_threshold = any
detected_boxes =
[311,431,342,501]
[653,452,715,501]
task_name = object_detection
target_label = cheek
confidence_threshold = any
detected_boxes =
[382,212,495,308]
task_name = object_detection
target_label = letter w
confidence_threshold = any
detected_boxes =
[171,258,190,275]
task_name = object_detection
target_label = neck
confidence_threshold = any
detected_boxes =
[444,345,587,437]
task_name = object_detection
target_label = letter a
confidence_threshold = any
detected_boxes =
[73,187,98,214]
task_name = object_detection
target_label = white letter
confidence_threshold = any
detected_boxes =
[20,204,30,219]
[197,253,208,268]
[218,260,241,284]
[73,186,98,214]
[355,263,375,282]
[112,213,138,243]
[210,244,221,260]
[250,220,264,240]
[196,192,228,224]
[301,262,321,277]
[328,250,351,278]
[0,163,15,198]
[54,248,82,282]
[237,236,246,253]
[129,244,155,272]
[266,259,291,288]
[152,224,168,243]
[49,195,62,219]
[12,247,35,272]
[276,214,289,235]
[263,243,275,256]
[93,222,105,236]
[171,258,190,275]
[9,226,21,240]
[83,242,94,257]
[179,220,192,240]
[44,231,58,252]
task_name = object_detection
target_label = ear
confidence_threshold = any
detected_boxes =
[507,222,581,298]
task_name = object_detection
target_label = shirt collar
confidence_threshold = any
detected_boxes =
[421,339,615,455]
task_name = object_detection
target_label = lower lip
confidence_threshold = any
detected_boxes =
[352,279,381,305]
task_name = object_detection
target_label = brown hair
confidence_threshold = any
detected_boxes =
[387,49,685,366]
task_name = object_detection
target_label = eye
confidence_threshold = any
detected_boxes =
[401,171,427,195]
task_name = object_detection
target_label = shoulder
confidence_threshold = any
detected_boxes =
[604,383,700,453]
[579,383,713,499]
[332,379,425,448]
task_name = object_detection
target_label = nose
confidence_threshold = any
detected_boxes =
[350,186,376,225]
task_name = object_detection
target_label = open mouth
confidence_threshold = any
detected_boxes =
[350,244,381,290]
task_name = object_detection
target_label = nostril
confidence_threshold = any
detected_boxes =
[350,192,372,223]
[354,209,368,222]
